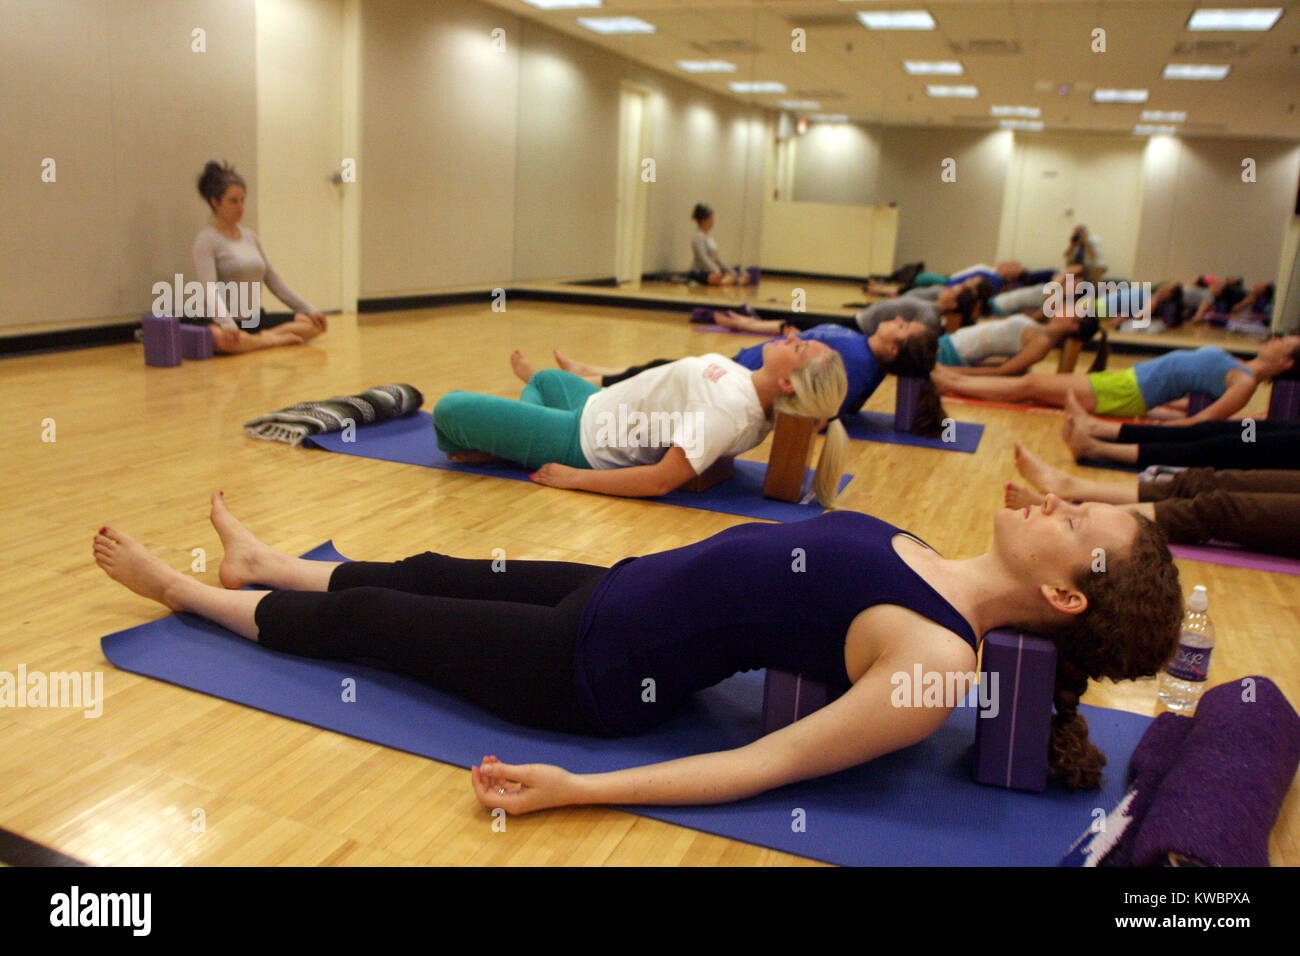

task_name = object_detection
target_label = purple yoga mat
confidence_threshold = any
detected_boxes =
[1167,542,1300,576]
[840,411,984,454]
[296,412,851,523]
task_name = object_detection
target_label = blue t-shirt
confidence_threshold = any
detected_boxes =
[572,511,979,735]
[1134,346,1254,408]
[733,324,884,417]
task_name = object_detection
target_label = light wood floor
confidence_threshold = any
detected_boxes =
[2,300,1296,865]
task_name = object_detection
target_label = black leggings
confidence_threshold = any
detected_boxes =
[1117,420,1300,470]
[254,553,609,735]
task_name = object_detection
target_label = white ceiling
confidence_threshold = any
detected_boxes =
[477,1,1300,140]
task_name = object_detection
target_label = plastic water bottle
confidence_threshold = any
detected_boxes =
[1157,585,1215,714]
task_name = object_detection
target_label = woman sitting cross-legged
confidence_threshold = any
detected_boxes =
[932,338,1300,424]
[432,338,849,506]
[93,490,1182,814]
[1008,443,1300,558]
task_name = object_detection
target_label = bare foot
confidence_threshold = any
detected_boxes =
[271,331,305,347]
[1004,482,1045,510]
[211,491,276,589]
[1063,421,1101,461]
[553,349,617,379]
[93,527,186,611]
[1063,390,1107,438]
[510,350,538,384]
[1013,442,1076,498]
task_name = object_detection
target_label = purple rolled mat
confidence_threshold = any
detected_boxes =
[747,266,761,284]
[1130,676,1300,866]
[1060,711,1195,866]
[141,315,181,367]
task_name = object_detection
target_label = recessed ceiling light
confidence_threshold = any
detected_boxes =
[677,60,736,73]
[1141,110,1187,122]
[990,105,1041,118]
[857,11,937,30]
[1163,64,1230,80]
[577,16,654,34]
[520,0,601,9]
[1093,88,1149,103]
[729,81,787,94]
[810,114,849,123]
[1187,8,1282,31]
[927,85,978,98]
[903,61,963,75]
[780,100,821,111]
[1134,124,1177,135]
[1000,119,1044,131]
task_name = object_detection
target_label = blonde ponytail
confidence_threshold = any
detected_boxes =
[776,351,849,508]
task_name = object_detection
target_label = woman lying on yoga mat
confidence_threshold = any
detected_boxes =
[714,287,974,338]
[433,337,850,506]
[932,339,1300,424]
[1008,443,1300,558]
[93,491,1182,813]
[191,161,328,354]
[1058,391,1300,468]
[689,203,750,286]
[550,317,949,435]
[936,312,1108,376]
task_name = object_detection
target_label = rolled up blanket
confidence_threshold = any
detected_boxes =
[1130,676,1300,867]
[1059,712,1194,867]
[243,384,424,446]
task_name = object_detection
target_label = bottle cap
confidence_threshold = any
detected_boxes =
[1187,585,1208,612]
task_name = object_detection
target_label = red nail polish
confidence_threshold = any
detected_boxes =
[99,527,107,534]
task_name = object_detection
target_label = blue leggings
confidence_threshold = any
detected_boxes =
[433,369,597,470]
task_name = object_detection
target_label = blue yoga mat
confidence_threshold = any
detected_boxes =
[100,543,1149,866]
[298,412,850,522]
[841,411,984,454]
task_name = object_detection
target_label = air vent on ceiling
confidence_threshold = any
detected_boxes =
[689,39,762,55]
[1172,40,1253,56]
[950,39,1022,55]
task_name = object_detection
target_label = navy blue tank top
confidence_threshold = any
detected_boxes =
[572,511,979,735]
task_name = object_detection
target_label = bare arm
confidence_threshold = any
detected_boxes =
[472,613,975,813]
[535,446,699,498]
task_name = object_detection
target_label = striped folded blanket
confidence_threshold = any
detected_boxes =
[244,384,424,446]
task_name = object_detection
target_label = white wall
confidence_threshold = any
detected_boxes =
[997,131,1145,277]
[1135,135,1300,283]
[256,0,345,314]
[0,0,258,329]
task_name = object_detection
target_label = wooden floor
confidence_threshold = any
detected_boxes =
[2,300,1296,865]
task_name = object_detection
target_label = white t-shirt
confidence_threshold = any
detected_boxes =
[579,355,771,474]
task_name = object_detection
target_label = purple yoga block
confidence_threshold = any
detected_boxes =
[747,266,761,284]
[1269,379,1300,421]
[141,315,182,367]
[973,629,1058,792]
[179,322,214,360]
[762,669,834,735]
[893,375,923,431]
[1186,391,1214,416]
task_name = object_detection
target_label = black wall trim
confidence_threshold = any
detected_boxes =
[0,323,139,358]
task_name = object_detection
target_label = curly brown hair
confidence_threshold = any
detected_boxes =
[1042,513,1183,789]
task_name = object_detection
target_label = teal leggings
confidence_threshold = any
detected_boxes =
[433,369,596,470]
